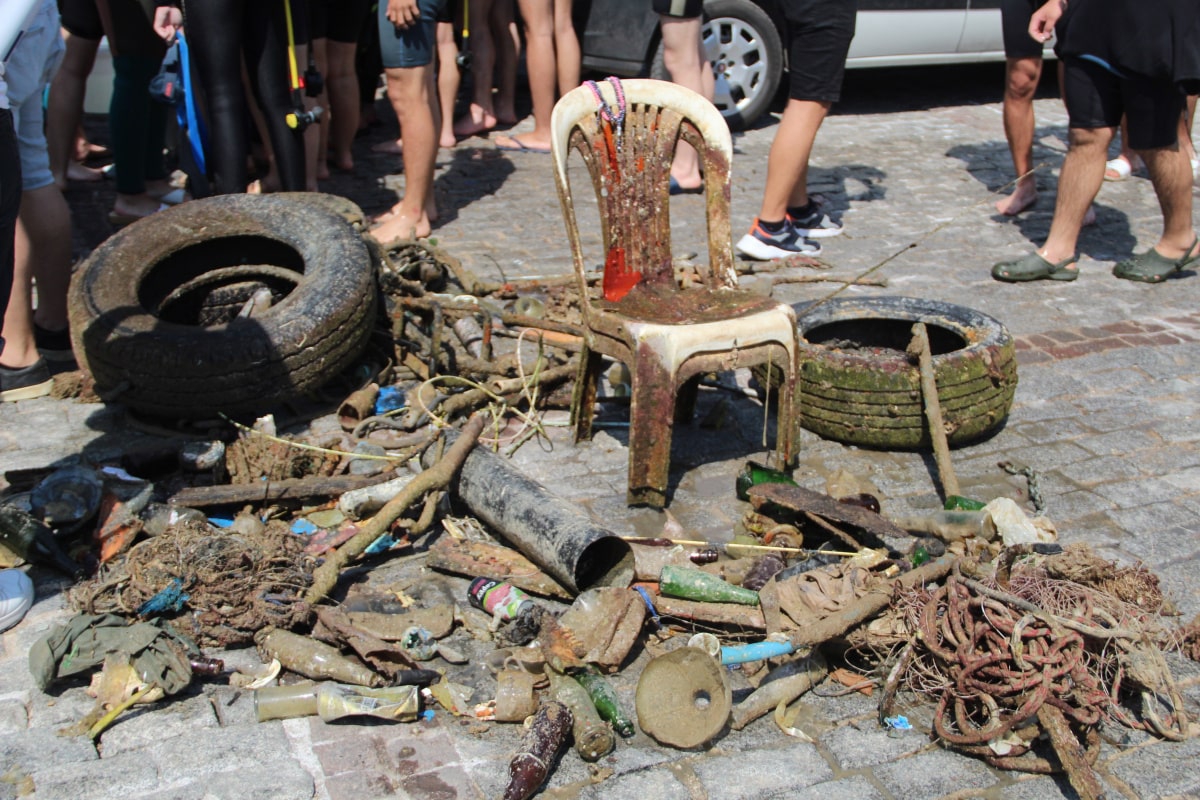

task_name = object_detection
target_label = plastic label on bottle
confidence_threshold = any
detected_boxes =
[468,578,531,622]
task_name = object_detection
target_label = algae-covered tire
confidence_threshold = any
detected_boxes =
[68,193,377,418]
[787,296,1017,449]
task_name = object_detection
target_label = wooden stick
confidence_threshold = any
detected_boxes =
[908,322,960,498]
[304,413,487,606]
[167,471,398,508]
[619,536,857,557]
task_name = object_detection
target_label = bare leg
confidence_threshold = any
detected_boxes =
[453,0,498,138]
[326,39,361,170]
[1038,125,1113,266]
[1181,95,1197,172]
[659,16,710,190]
[436,21,462,147]
[372,63,437,241]
[311,37,333,180]
[757,98,831,222]
[491,0,518,123]
[1,185,72,368]
[552,0,579,94]
[1138,141,1197,259]
[496,0,555,151]
[996,56,1042,215]
[47,29,103,190]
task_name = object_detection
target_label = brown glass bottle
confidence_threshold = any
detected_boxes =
[503,700,572,800]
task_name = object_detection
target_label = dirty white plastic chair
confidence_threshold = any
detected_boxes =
[550,77,801,507]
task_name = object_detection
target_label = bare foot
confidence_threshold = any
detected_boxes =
[328,152,354,172]
[372,138,404,155]
[995,182,1038,216]
[453,105,498,138]
[66,161,105,183]
[371,205,431,241]
[493,133,551,154]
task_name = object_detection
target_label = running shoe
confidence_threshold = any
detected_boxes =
[787,202,843,238]
[735,218,822,260]
[0,570,33,633]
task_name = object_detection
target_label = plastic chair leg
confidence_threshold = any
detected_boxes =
[626,358,678,507]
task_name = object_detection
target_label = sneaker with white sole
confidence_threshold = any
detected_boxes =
[787,202,844,238]
[0,358,53,402]
[735,218,822,260]
[0,570,34,633]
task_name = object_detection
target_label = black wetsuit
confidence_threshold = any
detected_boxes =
[182,0,307,194]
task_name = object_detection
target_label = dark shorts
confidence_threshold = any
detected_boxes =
[1062,56,1185,150]
[310,0,371,43]
[653,0,703,18]
[783,0,856,103]
[1001,0,1042,60]
[58,0,104,40]
[377,0,443,68]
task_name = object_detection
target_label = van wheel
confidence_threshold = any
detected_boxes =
[702,0,783,130]
[68,194,377,418]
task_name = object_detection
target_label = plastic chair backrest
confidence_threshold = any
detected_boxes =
[550,79,736,317]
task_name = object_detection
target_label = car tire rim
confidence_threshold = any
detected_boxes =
[702,17,767,118]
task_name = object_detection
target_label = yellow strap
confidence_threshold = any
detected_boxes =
[283,0,301,91]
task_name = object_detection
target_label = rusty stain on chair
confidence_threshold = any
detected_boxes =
[550,78,802,507]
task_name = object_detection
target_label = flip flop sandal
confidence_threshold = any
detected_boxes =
[1112,237,1200,283]
[991,251,1079,282]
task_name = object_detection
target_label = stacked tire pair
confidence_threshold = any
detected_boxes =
[68,193,377,418]
[781,296,1017,450]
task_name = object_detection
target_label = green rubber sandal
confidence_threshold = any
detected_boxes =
[1112,237,1200,283]
[991,251,1079,282]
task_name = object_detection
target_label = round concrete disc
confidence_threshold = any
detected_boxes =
[635,646,731,748]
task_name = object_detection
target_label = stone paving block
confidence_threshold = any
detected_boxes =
[313,729,392,777]
[767,775,887,800]
[27,747,157,800]
[0,719,98,771]
[821,722,931,771]
[690,743,833,797]
[575,765,693,800]
[397,764,483,800]
[98,692,219,758]
[995,774,1081,799]
[144,722,298,786]
[0,697,27,735]
[871,747,997,800]
[1094,476,1196,508]
[1106,501,1200,544]
[323,768,401,800]
[133,764,317,800]
[1105,734,1200,799]
[1059,454,1147,487]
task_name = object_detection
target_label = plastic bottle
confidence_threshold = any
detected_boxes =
[503,700,573,800]
[892,510,989,542]
[0,505,83,577]
[659,565,760,606]
[254,681,421,722]
[256,628,381,687]
[545,669,615,761]
[574,670,635,738]
[735,460,797,501]
[139,502,206,537]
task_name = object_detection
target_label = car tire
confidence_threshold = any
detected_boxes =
[758,296,1017,449]
[701,0,782,130]
[68,193,377,418]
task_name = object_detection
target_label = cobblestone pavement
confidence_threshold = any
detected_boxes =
[2,65,1199,800]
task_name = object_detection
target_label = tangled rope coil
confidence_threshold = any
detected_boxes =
[916,572,1109,769]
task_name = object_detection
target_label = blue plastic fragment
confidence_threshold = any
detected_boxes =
[883,715,912,731]
[290,519,319,536]
[420,709,436,721]
[364,533,401,554]
[208,517,234,528]
[375,385,406,415]
[137,578,190,616]
[720,639,796,665]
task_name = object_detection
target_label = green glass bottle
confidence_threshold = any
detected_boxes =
[943,495,987,511]
[575,670,635,737]
[735,460,797,501]
[545,669,615,761]
[0,505,83,577]
[659,565,760,606]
